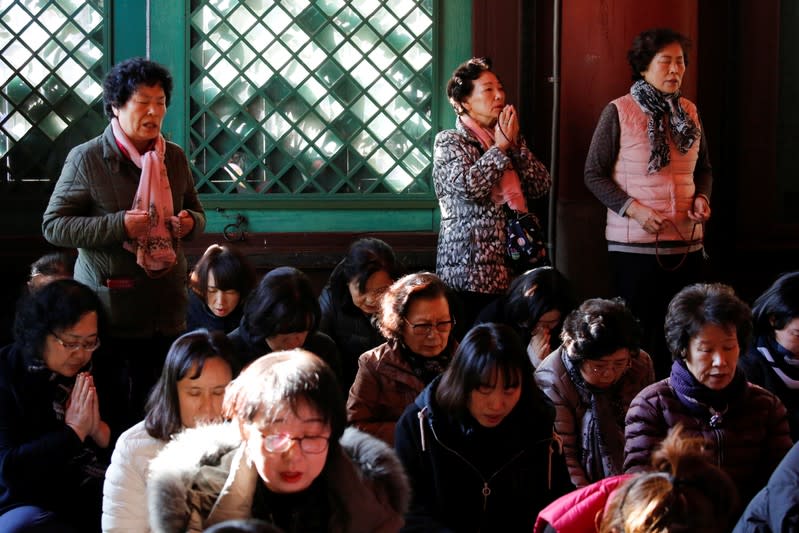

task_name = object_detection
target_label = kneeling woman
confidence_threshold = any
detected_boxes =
[147,351,409,532]
[0,280,109,532]
[395,323,572,531]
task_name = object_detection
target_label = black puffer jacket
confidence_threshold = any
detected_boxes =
[319,283,385,389]
[227,323,342,383]
[394,376,572,532]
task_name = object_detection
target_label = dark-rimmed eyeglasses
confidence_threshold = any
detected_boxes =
[50,331,101,353]
[262,432,329,454]
[403,318,455,337]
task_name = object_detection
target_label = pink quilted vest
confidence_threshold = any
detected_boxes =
[606,94,702,246]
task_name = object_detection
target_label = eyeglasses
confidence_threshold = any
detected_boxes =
[585,359,631,376]
[50,331,101,353]
[262,432,329,454]
[403,318,455,337]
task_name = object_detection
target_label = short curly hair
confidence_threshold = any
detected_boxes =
[627,28,691,81]
[664,283,752,360]
[377,272,450,341]
[446,57,494,115]
[560,297,641,362]
[103,57,173,119]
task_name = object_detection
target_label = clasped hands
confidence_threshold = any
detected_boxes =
[494,105,519,152]
[124,209,194,239]
[627,197,711,234]
[64,372,110,448]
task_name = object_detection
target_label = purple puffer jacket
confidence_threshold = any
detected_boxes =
[624,377,792,505]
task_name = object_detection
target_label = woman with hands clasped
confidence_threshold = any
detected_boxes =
[434,57,551,330]
[585,28,712,378]
[0,280,110,532]
[43,58,205,428]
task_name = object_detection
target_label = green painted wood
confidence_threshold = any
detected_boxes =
[205,208,437,233]
[112,2,146,63]
[149,1,188,147]
[434,0,471,132]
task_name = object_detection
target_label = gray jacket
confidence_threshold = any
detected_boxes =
[42,124,205,338]
[535,346,654,487]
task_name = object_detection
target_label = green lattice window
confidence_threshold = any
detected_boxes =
[189,0,434,200]
[0,0,107,186]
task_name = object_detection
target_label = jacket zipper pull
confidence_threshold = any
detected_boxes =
[482,482,491,511]
[417,409,427,451]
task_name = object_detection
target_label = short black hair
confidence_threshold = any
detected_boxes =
[13,279,104,364]
[435,323,533,421]
[503,266,575,335]
[627,28,691,81]
[190,244,256,300]
[664,283,752,360]
[751,271,799,336]
[327,238,401,300]
[103,57,173,119]
[240,266,320,344]
[145,329,239,440]
[446,57,493,115]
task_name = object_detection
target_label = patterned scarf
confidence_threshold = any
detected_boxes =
[402,342,453,385]
[669,359,747,427]
[459,115,528,213]
[630,79,700,174]
[113,117,177,277]
[562,352,625,482]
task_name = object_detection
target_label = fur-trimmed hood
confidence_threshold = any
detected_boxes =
[147,423,409,533]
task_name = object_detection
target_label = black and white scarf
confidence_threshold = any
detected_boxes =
[630,79,700,174]
[562,352,626,482]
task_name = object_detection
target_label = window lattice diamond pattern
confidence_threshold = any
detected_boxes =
[0,0,105,183]
[190,0,434,197]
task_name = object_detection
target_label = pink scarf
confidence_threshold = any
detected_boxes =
[460,115,527,213]
[113,118,177,277]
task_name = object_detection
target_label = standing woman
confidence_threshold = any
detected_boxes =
[187,244,256,334]
[0,280,109,532]
[347,272,457,445]
[585,28,711,378]
[434,57,551,329]
[395,323,571,531]
[319,238,401,390]
[42,58,206,426]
